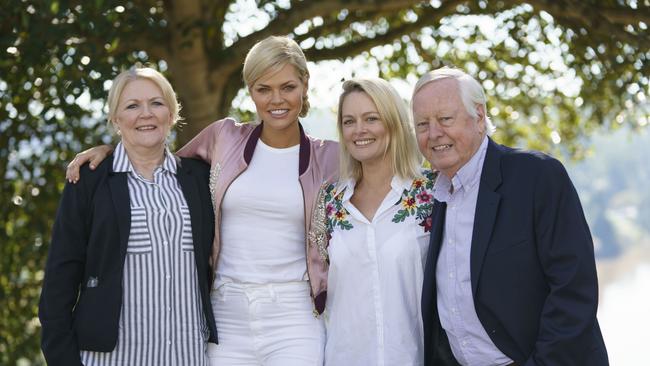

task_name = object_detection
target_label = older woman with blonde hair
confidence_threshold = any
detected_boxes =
[39,67,217,365]
[65,36,339,365]
[323,77,435,366]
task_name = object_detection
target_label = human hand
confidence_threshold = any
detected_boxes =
[65,145,114,183]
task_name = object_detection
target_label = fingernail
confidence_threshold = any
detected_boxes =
[90,164,95,169]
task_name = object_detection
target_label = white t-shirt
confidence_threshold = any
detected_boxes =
[324,172,436,366]
[217,139,306,284]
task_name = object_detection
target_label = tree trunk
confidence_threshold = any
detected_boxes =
[164,0,244,147]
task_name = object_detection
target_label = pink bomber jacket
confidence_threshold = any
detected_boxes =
[177,118,339,314]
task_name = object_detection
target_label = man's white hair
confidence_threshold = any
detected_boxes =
[412,66,496,136]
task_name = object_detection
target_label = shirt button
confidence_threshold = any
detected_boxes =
[163,240,169,245]
[167,340,172,345]
[165,274,171,280]
[449,272,454,278]
[167,306,171,311]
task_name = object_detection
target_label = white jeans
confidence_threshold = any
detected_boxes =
[207,281,325,366]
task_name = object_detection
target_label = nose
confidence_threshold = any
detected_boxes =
[354,119,367,134]
[427,121,444,140]
[270,89,283,104]
[141,104,153,118]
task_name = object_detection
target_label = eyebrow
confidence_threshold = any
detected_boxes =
[123,96,164,103]
[256,80,297,88]
[341,111,380,120]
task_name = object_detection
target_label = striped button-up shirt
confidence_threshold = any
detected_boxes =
[81,143,208,366]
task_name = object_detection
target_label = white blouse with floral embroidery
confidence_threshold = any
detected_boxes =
[323,170,436,366]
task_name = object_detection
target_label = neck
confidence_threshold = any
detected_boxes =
[260,121,301,148]
[124,144,165,180]
[358,157,394,190]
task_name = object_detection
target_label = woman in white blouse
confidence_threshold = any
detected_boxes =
[323,78,435,366]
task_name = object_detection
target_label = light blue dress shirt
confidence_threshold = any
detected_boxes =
[433,136,513,366]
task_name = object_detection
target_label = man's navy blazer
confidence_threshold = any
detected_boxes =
[422,139,608,365]
[39,155,217,366]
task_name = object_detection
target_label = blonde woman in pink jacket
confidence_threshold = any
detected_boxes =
[66,36,338,365]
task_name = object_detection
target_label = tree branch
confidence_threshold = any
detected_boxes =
[226,0,425,62]
[599,5,650,25]
[303,2,461,62]
[525,0,648,45]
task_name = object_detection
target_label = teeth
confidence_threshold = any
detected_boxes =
[355,139,375,146]
[270,109,288,115]
[433,144,451,151]
[136,126,156,131]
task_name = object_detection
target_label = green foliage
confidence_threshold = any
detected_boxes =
[1,0,648,363]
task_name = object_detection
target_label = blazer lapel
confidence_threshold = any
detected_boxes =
[422,200,447,314]
[176,159,204,259]
[470,139,503,296]
[107,166,131,259]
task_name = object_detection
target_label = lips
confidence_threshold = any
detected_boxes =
[269,109,289,116]
[354,138,375,146]
[433,144,452,151]
[136,125,157,131]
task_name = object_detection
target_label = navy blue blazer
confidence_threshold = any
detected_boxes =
[422,139,608,365]
[39,155,217,366]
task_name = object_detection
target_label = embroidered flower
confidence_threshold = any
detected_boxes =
[417,191,432,203]
[324,184,354,234]
[401,196,417,211]
[326,203,335,216]
[391,170,437,231]
[419,216,433,232]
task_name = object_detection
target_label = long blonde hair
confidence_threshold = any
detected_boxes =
[337,78,422,182]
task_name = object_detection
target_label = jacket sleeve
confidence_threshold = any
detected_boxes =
[176,119,229,163]
[525,157,601,365]
[39,171,91,365]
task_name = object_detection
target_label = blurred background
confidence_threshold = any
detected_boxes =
[1,0,648,364]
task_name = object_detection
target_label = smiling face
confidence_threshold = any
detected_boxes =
[340,91,390,167]
[412,78,485,178]
[249,63,307,145]
[112,78,172,154]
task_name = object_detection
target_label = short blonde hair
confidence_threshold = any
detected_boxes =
[337,78,422,182]
[242,35,310,117]
[413,66,495,135]
[107,67,182,125]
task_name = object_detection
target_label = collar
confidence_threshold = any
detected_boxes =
[112,142,177,175]
[243,122,311,175]
[433,135,488,201]
[338,174,412,203]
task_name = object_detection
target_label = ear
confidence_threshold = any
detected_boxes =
[475,104,486,133]
[110,120,121,135]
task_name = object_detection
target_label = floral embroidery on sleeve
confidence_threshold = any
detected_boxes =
[324,184,354,236]
[391,170,437,232]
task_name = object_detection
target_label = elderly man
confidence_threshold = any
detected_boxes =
[414,67,608,366]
